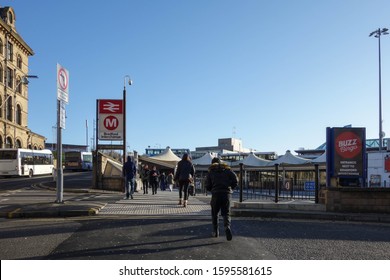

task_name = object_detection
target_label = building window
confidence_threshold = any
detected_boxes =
[16,104,22,125]
[0,38,3,55]
[17,54,22,69]
[8,11,13,25]
[0,96,2,118]
[7,42,13,61]
[6,95,12,121]
[16,76,22,93]
[0,64,3,83]
[5,136,13,148]
[6,67,14,88]
[0,135,3,148]
[15,139,22,148]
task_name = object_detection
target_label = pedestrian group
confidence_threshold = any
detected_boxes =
[122,153,238,241]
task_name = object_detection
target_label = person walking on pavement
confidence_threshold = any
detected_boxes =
[167,172,174,192]
[141,164,150,194]
[122,155,136,199]
[149,165,159,195]
[174,153,195,207]
[205,157,238,241]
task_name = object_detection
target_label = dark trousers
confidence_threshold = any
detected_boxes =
[178,180,190,200]
[142,180,149,194]
[210,193,232,230]
[151,181,158,194]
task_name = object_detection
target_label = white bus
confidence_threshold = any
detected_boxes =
[0,148,54,177]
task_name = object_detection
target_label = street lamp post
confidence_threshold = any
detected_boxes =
[369,28,389,151]
[123,75,132,164]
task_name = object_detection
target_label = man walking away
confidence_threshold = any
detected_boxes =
[123,156,136,199]
[205,157,238,241]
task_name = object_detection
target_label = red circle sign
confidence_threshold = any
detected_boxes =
[58,68,68,91]
[103,116,119,130]
[335,131,362,159]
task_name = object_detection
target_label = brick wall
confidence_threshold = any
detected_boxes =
[321,187,390,213]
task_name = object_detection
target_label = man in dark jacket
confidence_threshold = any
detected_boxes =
[122,156,136,199]
[205,157,238,241]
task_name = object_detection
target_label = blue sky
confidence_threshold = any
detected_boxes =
[4,0,390,155]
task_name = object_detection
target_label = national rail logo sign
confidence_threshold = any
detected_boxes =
[98,99,123,140]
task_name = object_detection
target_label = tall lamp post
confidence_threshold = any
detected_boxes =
[123,75,132,164]
[369,28,389,151]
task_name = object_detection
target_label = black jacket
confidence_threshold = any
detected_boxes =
[205,163,238,194]
[174,160,195,182]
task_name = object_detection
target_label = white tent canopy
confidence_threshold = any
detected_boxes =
[311,152,326,164]
[150,147,181,162]
[192,152,216,166]
[273,150,311,165]
[232,152,271,167]
[138,147,181,169]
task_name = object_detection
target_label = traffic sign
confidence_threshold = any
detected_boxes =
[57,63,69,104]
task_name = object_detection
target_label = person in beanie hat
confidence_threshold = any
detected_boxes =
[205,157,238,241]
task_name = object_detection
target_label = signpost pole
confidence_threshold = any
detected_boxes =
[56,100,63,203]
[55,63,69,203]
[123,85,126,164]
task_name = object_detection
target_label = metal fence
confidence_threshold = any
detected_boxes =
[195,165,325,202]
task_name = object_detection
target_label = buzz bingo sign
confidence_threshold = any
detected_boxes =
[98,99,123,140]
[326,127,367,187]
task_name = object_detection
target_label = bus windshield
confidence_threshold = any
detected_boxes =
[82,154,92,163]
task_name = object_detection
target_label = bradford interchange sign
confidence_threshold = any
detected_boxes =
[98,99,123,140]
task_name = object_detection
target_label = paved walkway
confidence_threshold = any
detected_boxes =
[99,191,211,216]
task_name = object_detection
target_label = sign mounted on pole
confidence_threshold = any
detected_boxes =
[57,63,69,104]
[98,99,124,140]
[59,100,66,129]
[326,127,367,187]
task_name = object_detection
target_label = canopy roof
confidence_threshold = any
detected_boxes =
[138,147,181,169]
[231,152,271,167]
[311,152,326,163]
[192,152,216,166]
[272,150,311,165]
[150,147,181,162]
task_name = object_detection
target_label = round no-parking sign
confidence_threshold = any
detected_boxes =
[57,63,69,104]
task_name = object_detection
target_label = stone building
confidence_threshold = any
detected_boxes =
[0,6,45,149]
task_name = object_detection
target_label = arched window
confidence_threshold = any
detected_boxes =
[5,136,13,148]
[16,104,22,125]
[0,38,3,55]
[15,139,22,148]
[8,11,13,25]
